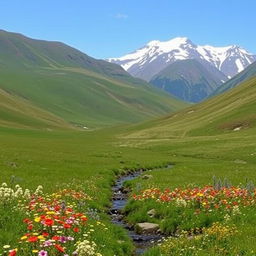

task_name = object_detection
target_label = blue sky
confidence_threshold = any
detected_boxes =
[0,0,255,59]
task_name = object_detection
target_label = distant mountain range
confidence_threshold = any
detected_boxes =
[0,30,188,129]
[108,37,256,81]
[108,37,256,102]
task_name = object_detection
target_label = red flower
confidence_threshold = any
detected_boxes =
[81,216,88,222]
[63,223,71,229]
[9,250,16,256]
[42,232,49,237]
[73,227,80,232]
[52,236,60,241]
[55,205,61,211]
[27,224,33,230]
[44,218,54,226]
[27,236,38,242]
[55,244,65,253]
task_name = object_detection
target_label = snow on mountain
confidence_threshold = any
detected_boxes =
[107,37,256,81]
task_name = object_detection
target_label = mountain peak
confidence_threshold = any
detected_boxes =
[169,36,191,43]
[108,37,256,81]
[146,40,160,46]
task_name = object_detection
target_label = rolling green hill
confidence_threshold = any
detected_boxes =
[125,76,256,139]
[150,59,222,102]
[213,61,256,96]
[0,29,131,80]
[0,87,73,129]
[0,30,188,129]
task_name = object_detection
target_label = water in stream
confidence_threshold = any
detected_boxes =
[109,165,172,255]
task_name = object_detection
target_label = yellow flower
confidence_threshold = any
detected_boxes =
[32,250,38,253]
[46,211,55,215]
[20,236,27,240]
[34,217,41,222]
[38,235,45,240]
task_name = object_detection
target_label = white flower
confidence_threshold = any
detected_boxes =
[1,183,7,187]
[176,198,187,207]
[232,205,241,215]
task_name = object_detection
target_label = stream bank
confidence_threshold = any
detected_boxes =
[109,165,172,255]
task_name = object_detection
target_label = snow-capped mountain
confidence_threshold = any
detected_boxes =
[107,37,256,81]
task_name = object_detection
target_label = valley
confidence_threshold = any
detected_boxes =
[0,23,256,256]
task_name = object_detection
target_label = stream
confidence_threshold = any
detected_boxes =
[109,165,172,255]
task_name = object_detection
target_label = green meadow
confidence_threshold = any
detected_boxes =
[0,30,256,255]
[1,92,256,255]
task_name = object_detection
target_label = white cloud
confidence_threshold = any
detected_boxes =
[115,13,128,19]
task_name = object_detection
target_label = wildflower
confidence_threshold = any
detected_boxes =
[44,218,54,226]
[34,217,41,222]
[42,232,49,237]
[63,223,71,229]
[55,244,65,253]
[73,227,80,232]
[38,250,48,256]
[232,205,241,215]
[9,250,17,256]
[28,236,38,242]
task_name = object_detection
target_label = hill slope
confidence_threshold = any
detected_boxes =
[0,87,73,129]
[213,61,256,96]
[125,76,256,139]
[0,30,188,129]
[0,29,132,80]
[150,59,222,102]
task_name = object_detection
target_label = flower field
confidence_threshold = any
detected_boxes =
[125,184,256,255]
[0,183,132,256]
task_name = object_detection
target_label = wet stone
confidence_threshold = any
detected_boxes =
[136,222,160,234]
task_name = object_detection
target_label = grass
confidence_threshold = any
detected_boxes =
[0,66,187,129]
[0,126,171,255]
[0,75,256,255]
[1,118,256,255]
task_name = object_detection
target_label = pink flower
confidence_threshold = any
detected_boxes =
[38,251,48,256]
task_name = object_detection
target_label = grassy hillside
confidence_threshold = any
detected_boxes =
[0,87,73,129]
[0,29,131,80]
[150,59,222,102]
[213,61,256,96]
[126,76,256,139]
[0,30,188,129]
[0,66,188,128]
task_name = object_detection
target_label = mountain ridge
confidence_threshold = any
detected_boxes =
[150,59,222,102]
[108,37,256,81]
[212,61,256,96]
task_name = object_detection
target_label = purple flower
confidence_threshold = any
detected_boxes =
[43,240,52,247]
[38,250,48,256]
[60,236,67,243]
[66,219,73,224]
